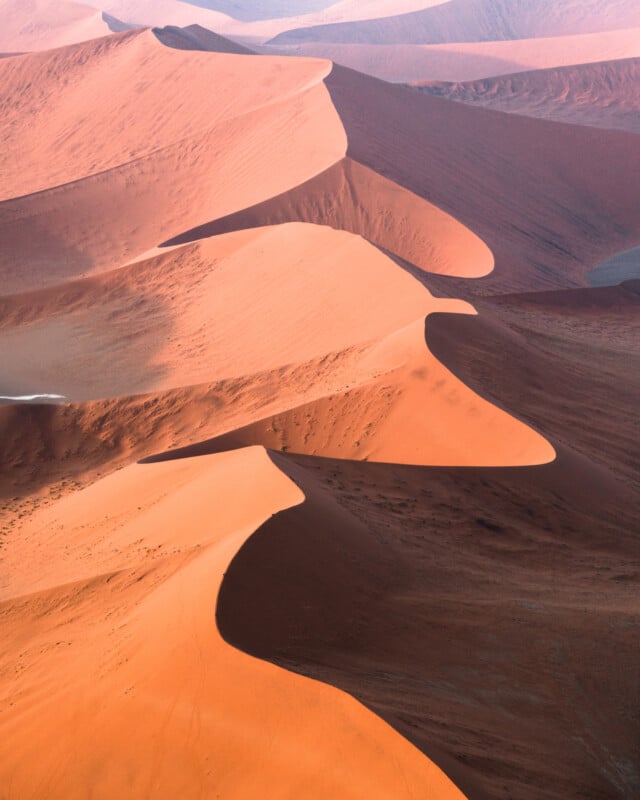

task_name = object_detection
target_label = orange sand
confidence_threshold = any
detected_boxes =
[0,446,467,799]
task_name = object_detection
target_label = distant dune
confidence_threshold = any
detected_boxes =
[263,26,640,82]
[0,0,111,50]
[416,57,640,133]
[270,0,640,45]
[152,23,255,52]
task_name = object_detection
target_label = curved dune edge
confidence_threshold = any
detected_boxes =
[0,222,482,400]
[0,32,347,293]
[0,219,553,467]
[160,317,555,468]
[0,445,467,799]
[162,158,494,279]
[0,0,112,52]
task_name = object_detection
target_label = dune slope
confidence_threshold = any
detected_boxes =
[0,0,112,51]
[323,65,640,293]
[163,158,494,279]
[417,57,640,134]
[0,31,346,292]
[0,445,468,799]
[217,283,640,800]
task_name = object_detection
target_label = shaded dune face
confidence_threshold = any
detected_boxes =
[417,57,640,134]
[216,283,640,800]
[163,158,495,278]
[151,23,255,53]
[324,65,640,294]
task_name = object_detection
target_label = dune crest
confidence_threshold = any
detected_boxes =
[0,445,468,799]
[163,158,494,279]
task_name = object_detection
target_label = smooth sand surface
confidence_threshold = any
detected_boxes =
[0,223,456,398]
[191,317,555,467]
[323,65,640,293]
[0,220,552,465]
[418,57,640,134]
[162,158,494,279]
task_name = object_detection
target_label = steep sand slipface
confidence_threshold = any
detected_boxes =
[165,159,494,278]
[0,34,346,292]
[0,446,467,800]
[324,65,640,292]
[263,26,640,82]
[188,318,555,467]
[215,284,640,800]
[417,57,640,134]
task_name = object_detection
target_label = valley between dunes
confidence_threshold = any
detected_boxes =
[1,10,639,800]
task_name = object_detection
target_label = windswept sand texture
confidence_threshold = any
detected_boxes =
[1,5,639,800]
[417,57,640,133]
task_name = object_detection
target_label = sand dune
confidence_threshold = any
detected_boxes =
[0,220,552,466]
[0,30,339,199]
[216,282,640,800]
[181,317,554,467]
[270,0,640,45]
[0,223,458,399]
[264,26,640,82]
[89,0,234,30]
[2,15,639,800]
[322,65,640,293]
[5,36,639,299]
[153,22,254,53]
[0,0,112,51]
[417,57,640,134]
[163,158,494,279]
[0,31,346,292]
[0,445,467,799]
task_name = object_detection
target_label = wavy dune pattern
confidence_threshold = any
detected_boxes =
[1,6,639,800]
